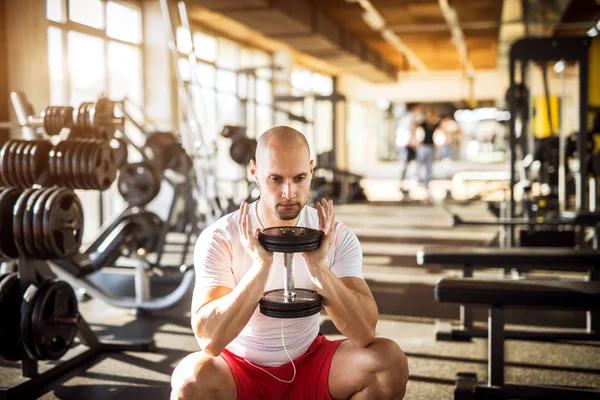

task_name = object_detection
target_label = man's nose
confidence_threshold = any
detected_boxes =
[283,182,293,198]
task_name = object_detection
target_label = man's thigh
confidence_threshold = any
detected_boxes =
[327,338,405,400]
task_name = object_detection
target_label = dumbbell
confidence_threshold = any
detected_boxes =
[10,92,122,138]
[257,227,323,318]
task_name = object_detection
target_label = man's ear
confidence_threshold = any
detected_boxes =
[249,159,258,182]
[309,159,315,175]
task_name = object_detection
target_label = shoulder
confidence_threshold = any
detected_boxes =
[198,210,240,245]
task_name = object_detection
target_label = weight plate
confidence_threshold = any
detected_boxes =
[12,141,27,188]
[229,137,257,165]
[33,188,54,259]
[117,162,161,206]
[90,141,116,190]
[70,141,86,190]
[60,106,74,133]
[31,280,79,360]
[23,189,45,258]
[61,141,76,189]
[54,141,68,187]
[0,273,25,361]
[21,142,34,187]
[143,132,178,170]
[43,106,54,135]
[259,289,322,319]
[93,98,114,140]
[259,303,322,319]
[0,141,10,186]
[12,188,36,257]
[21,279,52,360]
[86,143,100,189]
[258,227,322,253]
[42,189,84,259]
[5,140,22,187]
[0,188,24,258]
[30,140,52,187]
[79,140,94,190]
[85,102,94,137]
[74,103,87,137]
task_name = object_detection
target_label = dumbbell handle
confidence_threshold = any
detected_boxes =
[283,253,295,302]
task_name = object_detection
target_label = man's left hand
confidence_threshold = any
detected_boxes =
[301,198,335,281]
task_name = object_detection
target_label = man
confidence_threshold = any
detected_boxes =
[415,109,440,204]
[396,104,423,197]
[171,126,409,399]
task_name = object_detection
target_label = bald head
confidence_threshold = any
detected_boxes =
[255,126,310,166]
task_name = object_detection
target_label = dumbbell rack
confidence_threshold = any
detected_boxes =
[0,257,156,399]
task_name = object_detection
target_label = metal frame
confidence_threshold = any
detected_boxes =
[508,37,592,247]
[0,258,155,400]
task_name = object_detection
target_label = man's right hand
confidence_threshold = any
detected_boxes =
[238,201,273,268]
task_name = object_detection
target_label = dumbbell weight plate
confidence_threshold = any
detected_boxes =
[21,142,34,187]
[85,102,94,136]
[117,162,161,207]
[12,189,36,257]
[23,189,45,258]
[42,189,84,259]
[0,273,25,361]
[55,141,69,187]
[0,188,24,259]
[258,227,322,253]
[43,106,53,136]
[62,141,77,189]
[13,141,28,188]
[0,141,11,186]
[93,98,114,140]
[31,280,79,360]
[20,279,51,360]
[79,140,94,189]
[71,141,86,190]
[259,288,322,318]
[33,188,54,259]
[5,140,21,187]
[90,141,116,190]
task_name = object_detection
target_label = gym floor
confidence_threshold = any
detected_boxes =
[1,201,599,399]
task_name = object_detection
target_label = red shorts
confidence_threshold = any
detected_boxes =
[221,334,345,400]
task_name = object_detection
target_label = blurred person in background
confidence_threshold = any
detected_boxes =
[415,109,440,204]
[395,103,423,197]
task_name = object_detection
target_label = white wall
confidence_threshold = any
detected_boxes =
[338,69,509,103]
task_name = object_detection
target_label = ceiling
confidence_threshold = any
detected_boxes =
[189,0,600,81]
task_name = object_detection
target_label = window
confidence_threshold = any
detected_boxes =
[47,0,144,238]
[47,0,143,107]
[69,0,104,29]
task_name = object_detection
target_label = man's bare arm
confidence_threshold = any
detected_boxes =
[312,267,378,347]
[192,264,270,356]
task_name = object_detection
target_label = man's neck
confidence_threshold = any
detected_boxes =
[258,200,300,228]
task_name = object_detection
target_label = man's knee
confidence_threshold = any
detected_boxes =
[366,338,409,397]
[171,352,232,400]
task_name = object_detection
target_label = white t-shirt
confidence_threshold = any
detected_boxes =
[192,201,363,367]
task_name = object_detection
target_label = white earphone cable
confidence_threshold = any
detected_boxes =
[244,319,296,383]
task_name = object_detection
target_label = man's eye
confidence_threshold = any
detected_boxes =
[295,176,306,182]
[271,177,282,183]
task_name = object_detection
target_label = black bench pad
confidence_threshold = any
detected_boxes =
[417,246,600,266]
[435,278,600,309]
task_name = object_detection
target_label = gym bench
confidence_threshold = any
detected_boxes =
[435,277,600,399]
[417,246,600,341]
